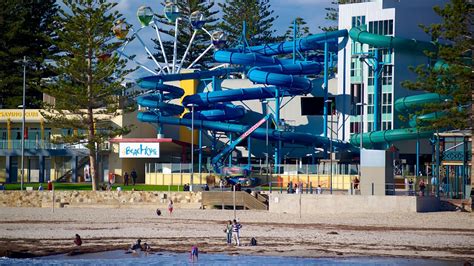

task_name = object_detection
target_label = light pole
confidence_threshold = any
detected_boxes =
[262,100,269,185]
[187,103,196,191]
[325,99,333,194]
[15,56,28,190]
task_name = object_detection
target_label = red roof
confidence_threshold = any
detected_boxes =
[109,138,173,143]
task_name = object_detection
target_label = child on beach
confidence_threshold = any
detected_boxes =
[190,245,198,262]
[224,220,233,245]
[232,219,242,246]
[168,200,174,215]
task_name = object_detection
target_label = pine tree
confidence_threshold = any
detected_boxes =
[401,0,472,131]
[320,0,349,32]
[152,0,219,70]
[218,0,278,46]
[0,0,57,108]
[401,0,473,184]
[42,0,134,190]
[284,17,310,40]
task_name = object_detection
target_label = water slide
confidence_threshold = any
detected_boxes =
[348,25,445,147]
[137,30,355,152]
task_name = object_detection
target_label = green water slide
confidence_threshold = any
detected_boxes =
[349,25,442,147]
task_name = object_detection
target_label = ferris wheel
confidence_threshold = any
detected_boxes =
[112,2,228,76]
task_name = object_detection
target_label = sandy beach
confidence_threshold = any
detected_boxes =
[0,206,473,262]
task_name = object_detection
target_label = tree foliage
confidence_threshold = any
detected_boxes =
[401,0,473,131]
[42,0,134,190]
[284,17,310,40]
[153,0,219,70]
[218,0,278,46]
[320,0,349,32]
[0,0,57,108]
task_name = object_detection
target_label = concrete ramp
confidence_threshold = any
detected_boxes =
[201,191,268,210]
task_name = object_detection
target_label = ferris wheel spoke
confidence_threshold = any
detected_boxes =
[172,19,180,73]
[186,44,213,70]
[131,28,165,73]
[201,27,213,38]
[115,50,158,75]
[152,19,171,74]
[177,30,197,73]
[209,64,229,71]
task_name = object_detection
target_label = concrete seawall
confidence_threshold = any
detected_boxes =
[0,191,201,208]
[268,194,440,213]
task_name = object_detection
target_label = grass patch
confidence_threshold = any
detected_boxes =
[3,183,183,191]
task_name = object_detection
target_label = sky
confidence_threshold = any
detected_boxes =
[114,0,334,80]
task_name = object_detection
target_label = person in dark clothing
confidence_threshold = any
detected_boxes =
[131,239,142,251]
[131,169,137,185]
[74,234,82,246]
[123,172,129,186]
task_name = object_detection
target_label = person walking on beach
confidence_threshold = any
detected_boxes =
[168,200,174,215]
[224,220,233,246]
[131,169,137,185]
[123,172,129,186]
[232,219,242,246]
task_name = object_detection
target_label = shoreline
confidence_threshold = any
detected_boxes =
[0,207,473,262]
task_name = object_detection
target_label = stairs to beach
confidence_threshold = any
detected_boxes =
[201,191,268,210]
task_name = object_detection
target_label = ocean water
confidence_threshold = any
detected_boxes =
[0,250,462,266]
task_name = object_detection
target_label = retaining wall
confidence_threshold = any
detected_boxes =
[0,191,201,208]
[268,194,440,214]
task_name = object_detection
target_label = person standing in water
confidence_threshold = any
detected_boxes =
[190,245,198,262]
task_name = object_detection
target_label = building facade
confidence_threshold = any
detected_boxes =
[337,0,448,163]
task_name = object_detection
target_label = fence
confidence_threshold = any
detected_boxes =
[144,162,359,187]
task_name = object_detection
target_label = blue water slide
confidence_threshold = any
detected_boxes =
[137,112,354,151]
[136,29,353,151]
[182,60,321,107]
[227,30,348,55]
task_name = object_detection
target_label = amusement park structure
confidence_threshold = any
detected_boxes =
[112,1,470,198]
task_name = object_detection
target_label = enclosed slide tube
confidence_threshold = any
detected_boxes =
[350,93,448,147]
[227,30,348,55]
[137,112,354,151]
[349,25,446,147]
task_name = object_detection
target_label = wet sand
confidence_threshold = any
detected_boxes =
[0,207,473,261]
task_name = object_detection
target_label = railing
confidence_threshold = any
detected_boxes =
[0,140,88,150]
[145,162,360,175]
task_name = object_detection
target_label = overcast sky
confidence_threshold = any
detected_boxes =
[114,0,334,80]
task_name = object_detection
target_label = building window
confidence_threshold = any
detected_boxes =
[351,42,363,77]
[367,94,374,115]
[368,19,393,36]
[382,121,392,130]
[368,68,374,86]
[350,122,360,134]
[350,83,362,105]
[352,16,366,27]
[367,122,374,132]
[382,93,392,114]
[382,65,393,85]
[368,64,393,86]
